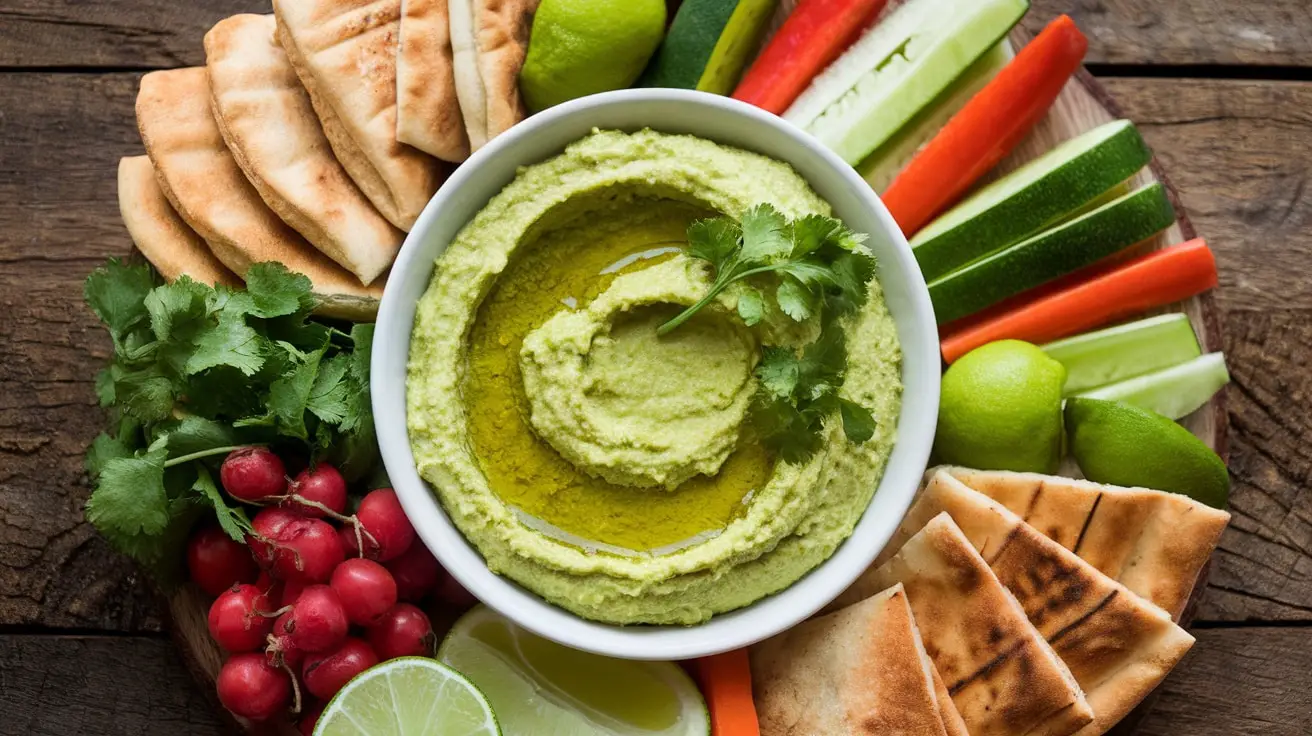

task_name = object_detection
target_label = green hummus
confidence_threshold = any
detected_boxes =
[407,129,903,625]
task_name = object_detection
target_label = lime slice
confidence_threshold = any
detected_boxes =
[1076,352,1229,420]
[438,606,709,735]
[315,657,499,736]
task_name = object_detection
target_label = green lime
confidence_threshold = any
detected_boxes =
[520,0,667,112]
[438,606,710,735]
[314,657,499,736]
[935,340,1067,473]
[1066,397,1230,508]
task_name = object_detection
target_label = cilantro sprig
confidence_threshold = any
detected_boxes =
[659,204,880,463]
[83,260,377,583]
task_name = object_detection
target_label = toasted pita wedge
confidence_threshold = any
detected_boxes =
[273,0,445,230]
[448,0,537,151]
[118,156,241,288]
[941,466,1230,620]
[751,584,958,736]
[887,471,1197,736]
[205,14,403,286]
[837,514,1093,736]
[397,0,469,161]
[135,68,383,321]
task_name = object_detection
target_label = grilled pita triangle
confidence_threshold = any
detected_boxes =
[751,584,961,736]
[397,0,469,161]
[941,466,1229,620]
[135,67,383,320]
[205,13,403,286]
[449,0,538,151]
[118,155,240,288]
[273,0,446,230]
[838,513,1093,736]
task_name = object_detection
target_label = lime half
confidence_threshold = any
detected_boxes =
[315,657,499,736]
[438,606,709,735]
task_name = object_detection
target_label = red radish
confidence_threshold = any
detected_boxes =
[281,584,349,653]
[217,652,292,722]
[434,572,479,611]
[303,638,379,700]
[341,489,415,561]
[384,543,441,602]
[271,518,345,582]
[220,446,288,502]
[298,702,325,736]
[249,507,301,570]
[266,620,305,671]
[279,577,310,609]
[281,464,348,518]
[367,603,435,660]
[187,525,258,597]
[330,558,398,626]
[207,584,274,653]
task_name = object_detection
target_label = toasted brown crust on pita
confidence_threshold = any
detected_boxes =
[205,14,403,286]
[943,467,1230,620]
[118,156,240,288]
[135,67,382,321]
[846,514,1092,736]
[397,0,469,161]
[450,0,537,151]
[273,0,445,231]
[751,584,952,736]
[928,661,970,736]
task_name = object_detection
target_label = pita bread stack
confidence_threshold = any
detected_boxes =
[940,467,1230,620]
[845,513,1095,736]
[272,0,446,231]
[448,0,539,151]
[135,67,383,320]
[751,584,968,736]
[117,156,240,288]
[204,13,403,286]
[396,0,469,161]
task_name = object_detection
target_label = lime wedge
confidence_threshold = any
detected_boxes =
[1076,352,1229,420]
[438,606,709,735]
[314,657,499,736]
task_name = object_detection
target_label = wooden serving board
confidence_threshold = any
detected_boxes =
[159,30,1228,736]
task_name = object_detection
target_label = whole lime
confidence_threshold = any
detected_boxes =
[935,340,1067,473]
[1066,397,1230,508]
[520,0,667,112]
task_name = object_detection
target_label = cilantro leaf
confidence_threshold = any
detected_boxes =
[737,287,765,326]
[776,277,817,322]
[115,367,177,422]
[86,432,135,480]
[95,367,117,407]
[686,218,741,269]
[738,204,791,265]
[308,354,352,425]
[789,214,839,259]
[186,308,266,376]
[85,259,157,340]
[753,395,824,465]
[255,347,325,440]
[157,415,239,457]
[349,324,374,383]
[827,251,878,315]
[85,444,171,539]
[839,398,877,444]
[245,262,315,318]
[144,276,210,342]
[193,466,252,542]
[756,346,800,399]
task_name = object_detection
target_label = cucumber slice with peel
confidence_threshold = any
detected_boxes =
[1043,313,1202,395]
[1077,352,1230,420]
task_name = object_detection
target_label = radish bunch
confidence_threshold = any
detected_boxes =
[187,447,476,732]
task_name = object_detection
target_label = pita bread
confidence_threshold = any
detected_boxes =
[888,471,1197,736]
[205,14,403,286]
[135,67,383,321]
[751,584,958,736]
[449,0,538,151]
[396,0,469,161]
[837,514,1093,736]
[273,0,446,230]
[942,466,1230,620]
[118,156,240,288]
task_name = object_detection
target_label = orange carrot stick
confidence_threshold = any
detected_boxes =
[693,649,760,735]
[940,238,1218,363]
[882,15,1088,236]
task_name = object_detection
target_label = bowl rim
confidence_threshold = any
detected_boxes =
[373,88,939,661]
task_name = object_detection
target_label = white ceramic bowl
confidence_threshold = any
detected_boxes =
[373,89,939,661]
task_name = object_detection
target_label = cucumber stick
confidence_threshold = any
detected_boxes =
[640,0,779,94]
[1077,352,1230,420]
[785,0,1029,165]
[929,182,1176,325]
[1043,313,1202,395]
[913,120,1153,282]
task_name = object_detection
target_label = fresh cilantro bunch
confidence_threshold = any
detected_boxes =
[659,204,879,463]
[82,260,376,583]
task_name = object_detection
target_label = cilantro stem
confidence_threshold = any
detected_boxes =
[163,445,254,468]
[656,264,784,336]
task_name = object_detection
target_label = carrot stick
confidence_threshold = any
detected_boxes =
[693,649,760,735]
[940,238,1218,363]
[882,15,1088,236]
[732,0,888,115]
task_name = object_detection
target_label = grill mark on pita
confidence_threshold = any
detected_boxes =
[1049,590,1119,645]
[987,526,1022,566]
[1072,492,1104,555]
[947,639,1026,695]
[1022,481,1046,521]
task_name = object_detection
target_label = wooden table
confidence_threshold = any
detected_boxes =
[2,1,1310,733]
